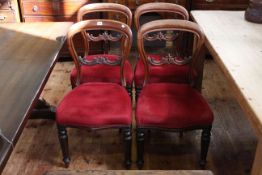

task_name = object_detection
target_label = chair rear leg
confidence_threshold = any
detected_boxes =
[123,127,132,169]
[200,126,212,168]
[179,131,184,138]
[57,124,70,168]
[126,85,132,98]
[137,128,145,169]
[135,86,142,101]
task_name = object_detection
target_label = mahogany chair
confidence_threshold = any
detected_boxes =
[56,19,133,168]
[135,19,214,169]
[70,3,133,95]
[134,3,193,96]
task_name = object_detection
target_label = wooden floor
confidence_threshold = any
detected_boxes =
[2,58,257,175]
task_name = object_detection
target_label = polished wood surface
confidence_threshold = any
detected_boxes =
[20,0,94,20]
[0,22,72,172]
[45,170,214,175]
[191,10,262,175]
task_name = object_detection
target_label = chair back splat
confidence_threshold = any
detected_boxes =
[77,3,132,57]
[134,3,191,95]
[70,3,133,90]
[67,19,132,87]
[137,19,205,87]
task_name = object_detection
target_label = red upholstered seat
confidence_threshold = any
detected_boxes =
[136,83,213,129]
[71,54,133,86]
[56,83,132,127]
[135,54,197,87]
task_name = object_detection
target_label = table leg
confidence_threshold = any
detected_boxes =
[251,139,262,175]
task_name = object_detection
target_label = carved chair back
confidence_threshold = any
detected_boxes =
[134,2,189,31]
[77,3,132,56]
[137,19,205,87]
[67,19,132,87]
[134,3,190,63]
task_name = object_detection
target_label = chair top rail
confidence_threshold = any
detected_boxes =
[77,3,132,27]
[134,2,189,30]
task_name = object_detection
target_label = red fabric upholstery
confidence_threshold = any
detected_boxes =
[135,54,197,87]
[136,83,213,129]
[56,83,132,127]
[71,54,133,86]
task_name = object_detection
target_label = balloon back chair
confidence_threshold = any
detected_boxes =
[136,19,214,169]
[134,3,195,97]
[56,19,133,168]
[70,3,133,95]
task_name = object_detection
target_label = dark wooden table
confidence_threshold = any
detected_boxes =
[45,170,214,175]
[0,22,72,173]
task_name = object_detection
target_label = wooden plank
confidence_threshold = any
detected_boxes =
[44,170,214,175]
[191,10,262,175]
[0,22,72,172]
[191,10,262,136]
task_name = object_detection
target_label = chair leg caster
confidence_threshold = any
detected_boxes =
[179,131,183,138]
[136,128,145,169]
[123,127,132,169]
[57,125,70,168]
[199,160,206,169]
[125,160,132,169]
[137,160,144,169]
[200,126,211,169]
[135,87,142,101]
[63,157,71,168]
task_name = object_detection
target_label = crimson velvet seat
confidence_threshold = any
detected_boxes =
[136,83,213,128]
[70,3,133,93]
[56,19,133,168]
[57,83,132,127]
[135,19,214,169]
[134,2,191,95]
